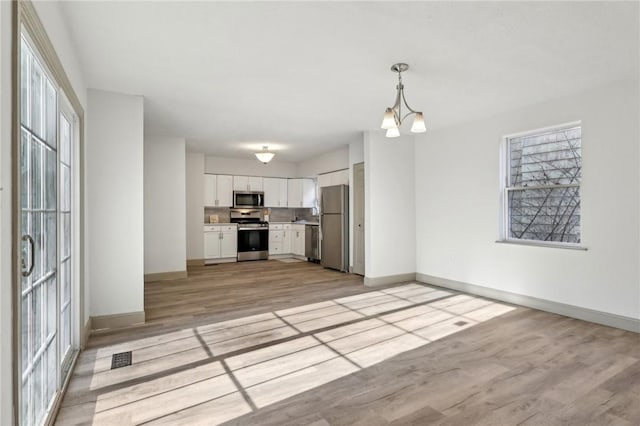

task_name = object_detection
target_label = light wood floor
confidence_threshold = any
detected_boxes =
[56,260,640,425]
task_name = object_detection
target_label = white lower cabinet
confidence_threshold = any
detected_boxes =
[292,224,305,256]
[270,224,305,257]
[204,225,237,262]
[269,224,292,255]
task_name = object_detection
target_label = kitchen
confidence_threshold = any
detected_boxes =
[200,170,350,272]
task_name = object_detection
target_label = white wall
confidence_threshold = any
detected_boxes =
[87,89,144,317]
[144,137,186,274]
[0,2,12,423]
[205,155,297,177]
[297,146,349,177]
[415,78,640,320]
[186,152,205,260]
[364,132,416,279]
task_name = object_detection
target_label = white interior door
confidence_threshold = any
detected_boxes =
[353,162,365,275]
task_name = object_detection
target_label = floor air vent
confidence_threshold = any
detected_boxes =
[111,351,132,369]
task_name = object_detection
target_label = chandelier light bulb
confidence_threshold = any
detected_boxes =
[411,112,426,133]
[381,108,397,129]
[385,127,400,138]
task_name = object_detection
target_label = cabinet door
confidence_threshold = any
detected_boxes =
[216,175,233,207]
[331,170,349,186]
[302,178,317,208]
[287,179,302,207]
[297,227,306,256]
[248,176,263,191]
[233,175,248,191]
[317,173,332,188]
[278,179,288,207]
[263,178,280,207]
[220,230,237,258]
[282,229,292,254]
[204,174,217,206]
[204,232,221,258]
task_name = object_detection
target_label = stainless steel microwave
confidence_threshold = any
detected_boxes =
[233,191,264,208]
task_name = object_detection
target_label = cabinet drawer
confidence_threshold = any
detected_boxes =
[283,224,292,230]
[270,224,283,230]
[269,232,283,241]
[204,225,220,232]
[221,225,236,232]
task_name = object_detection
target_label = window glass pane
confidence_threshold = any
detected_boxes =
[61,308,70,358]
[21,39,30,127]
[44,146,56,210]
[45,212,56,274]
[60,260,70,306]
[30,138,42,210]
[509,127,581,187]
[44,145,57,210]
[45,80,57,147]
[31,60,43,138]
[22,295,30,370]
[508,187,581,243]
[21,129,30,210]
[47,277,56,338]
[32,283,42,356]
[32,212,43,282]
[22,375,31,426]
[62,213,71,259]
[46,339,57,403]
[33,354,43,424]
[61,164,70,212]
[61,115,70,165]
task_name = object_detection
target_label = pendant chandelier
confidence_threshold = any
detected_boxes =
[380,63,426,138]
[255,146,275,164]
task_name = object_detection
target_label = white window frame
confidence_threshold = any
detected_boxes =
[499,121,586,250]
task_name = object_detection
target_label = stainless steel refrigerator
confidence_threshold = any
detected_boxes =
[320,184,349,272]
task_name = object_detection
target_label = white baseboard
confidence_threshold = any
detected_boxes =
[204,257,237,265]
[91,310,146,331]
[416,273,640,333]
[144,270,187,282]
[364,273,417,287]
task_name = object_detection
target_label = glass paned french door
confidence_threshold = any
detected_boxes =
[19,33,77,426]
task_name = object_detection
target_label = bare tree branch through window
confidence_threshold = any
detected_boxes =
[506,126,581,244]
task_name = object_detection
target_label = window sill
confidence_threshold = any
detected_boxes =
[495,240,588,251]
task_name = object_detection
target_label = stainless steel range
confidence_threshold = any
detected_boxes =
[230,209,269,261]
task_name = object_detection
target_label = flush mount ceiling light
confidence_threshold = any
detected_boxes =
[381,63,426,138]
[255,146,275,164]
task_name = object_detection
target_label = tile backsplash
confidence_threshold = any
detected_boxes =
[203,207,317,224]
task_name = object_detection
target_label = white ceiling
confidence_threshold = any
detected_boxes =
[59,1,638,162]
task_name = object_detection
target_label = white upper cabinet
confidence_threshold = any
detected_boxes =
[216,175,233,206]
[302,179,316,208]
[318,169,349,187]
[234,175,263,192]
[263,177,288,207]
[288,178,316,208]
[204,174,217,206]
[204,174,233,207]
[287,179,302,207]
